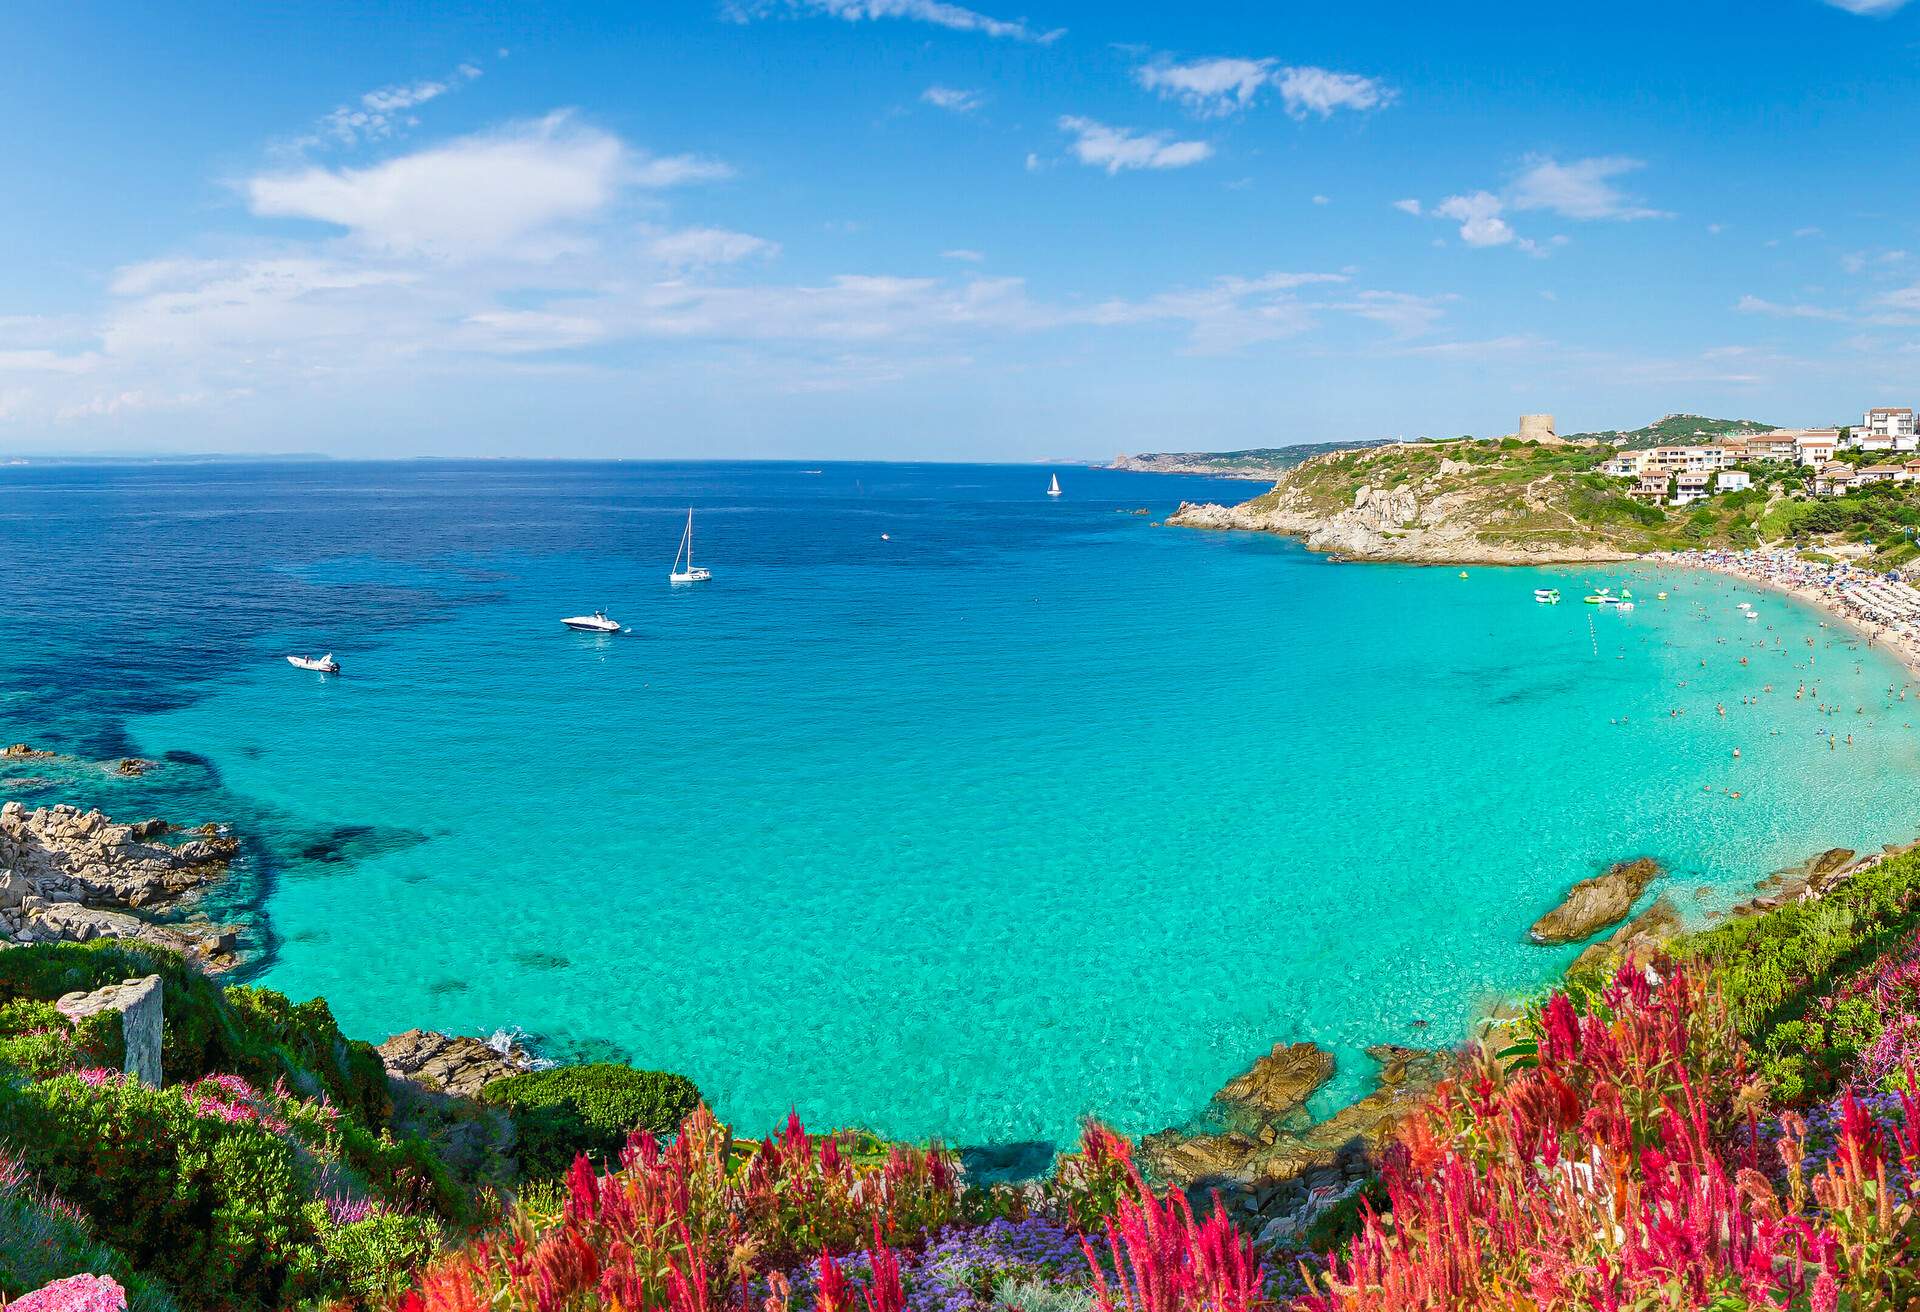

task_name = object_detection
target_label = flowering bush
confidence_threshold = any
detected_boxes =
[398,1106,979,1311]
[1300,965,1920,1311]
[4,1274,128,1312]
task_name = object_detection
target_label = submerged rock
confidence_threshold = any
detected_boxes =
[2,743,55,759]
[1217,1042,1334,1122]
[1529,857,1662,945]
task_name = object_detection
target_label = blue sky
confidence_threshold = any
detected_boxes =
[3,0,1919,459]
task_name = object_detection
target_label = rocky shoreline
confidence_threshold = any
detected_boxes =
[1166,494,1635,565]
[0,797,243,969]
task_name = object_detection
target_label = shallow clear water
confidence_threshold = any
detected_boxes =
[4,460,1918,1156]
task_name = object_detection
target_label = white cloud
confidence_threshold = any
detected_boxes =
[942,249,986,262]
[1311,194,1330,205]
[1508,156,1668,221]
[297,64,484,151]
[727,0,1063,43]
[1135,57,1276,117]
[1275,66,1393,118]
[1436,192,1516,247]
[1823,0,1911,13]
[248,113,726,259]
[922,85,984,113]
[646,226,780,270]
[1392,198,1422,217]
[1057,117,1212,174]
[1735,294,1845,321]
[1135,57,1392,120]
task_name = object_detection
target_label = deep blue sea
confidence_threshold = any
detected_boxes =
[4,460,1919,1158]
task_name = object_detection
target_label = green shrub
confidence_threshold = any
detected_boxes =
[310,1208,442,1306]
[0,1001,122,1079]
[0,1071,312,1310]
[481,1064,701,1177]
[223,986,391,1126]
[1681,847,1920,1098]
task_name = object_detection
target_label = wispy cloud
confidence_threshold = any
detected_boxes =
[726,0,1063,43]
[291,64,484,152]
[1275,66,1393,118]
[922,85,984,113]
[1135,57,1275,117]
[1822,0,1912,14]
[1056,116,1212,174]
[1134,56,1392,120]
[1735,294,1846,321]
[1508,156,1668,221]
[941,248,986,262]
[647,226,780,270]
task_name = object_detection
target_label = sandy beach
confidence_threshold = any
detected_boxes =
[1652,548,1920,681]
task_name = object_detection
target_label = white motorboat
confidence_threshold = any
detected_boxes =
[1047,473,1062,497]
[561,611,621,633]
[670,508,712,584]
[287,653,340,674]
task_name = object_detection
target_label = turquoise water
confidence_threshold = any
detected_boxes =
[5,461,1919,1155]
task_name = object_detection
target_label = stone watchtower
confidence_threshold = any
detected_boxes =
[1518,413,1558,443]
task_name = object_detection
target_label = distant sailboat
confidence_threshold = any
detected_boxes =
[1047,474,1062,497]
[670,508,712,584]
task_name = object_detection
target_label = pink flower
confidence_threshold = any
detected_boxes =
[8,1273,128,1312]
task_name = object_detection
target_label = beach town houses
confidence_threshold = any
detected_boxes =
[1745,432,1800,461]
[1630,472,1671,505]
[1852,407,1918,452]
[1715,470,1752,493]
[1857,464,1905,486]
[1672,471,1713,505]
[1796,431,1841,464]
[1602,450,1648,477]
[1816,462,1858,496]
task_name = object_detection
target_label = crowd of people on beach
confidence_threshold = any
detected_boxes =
[1654,548,1920,675]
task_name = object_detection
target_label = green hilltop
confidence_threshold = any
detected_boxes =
[1562,413,1779,449]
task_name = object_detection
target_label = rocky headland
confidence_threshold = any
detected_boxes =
[1165,441,1640,564]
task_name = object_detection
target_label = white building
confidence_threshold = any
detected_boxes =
[1602,451,1647,477]
[1715,470,1752,493]
[1672,471,1713,505]
[1796,432,1840,465]
[1855,407,1918,452]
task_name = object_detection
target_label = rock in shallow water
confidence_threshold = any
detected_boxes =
[1216,1041,1335,1122]
[1529,856,1662,945]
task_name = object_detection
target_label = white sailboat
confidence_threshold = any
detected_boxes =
[1047,473,1062,497]
[670,508,712,584]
